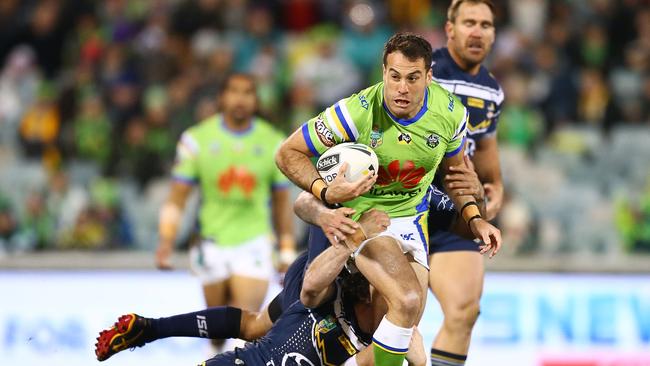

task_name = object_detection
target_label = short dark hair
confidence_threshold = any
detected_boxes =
[447,0,495,23]
[383,32,433,71]
[220,73,256,93]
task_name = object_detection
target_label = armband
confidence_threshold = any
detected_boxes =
[460,201,481,224]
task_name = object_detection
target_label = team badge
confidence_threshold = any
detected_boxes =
[370,126,383,148]
[397,132,412,145]
[426,133,439,148]
[315,316,337,334]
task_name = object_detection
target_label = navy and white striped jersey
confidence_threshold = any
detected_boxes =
[431,47,504,157]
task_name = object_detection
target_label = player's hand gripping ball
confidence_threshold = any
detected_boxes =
[316,142,379,183]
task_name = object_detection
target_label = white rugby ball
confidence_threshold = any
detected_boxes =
[316,142,379,183]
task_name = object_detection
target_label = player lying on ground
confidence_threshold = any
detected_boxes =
[95,209,426,366]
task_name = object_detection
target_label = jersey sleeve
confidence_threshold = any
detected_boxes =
[484,85,504,137]
[171,131,200,184]
[445,105,469,157]
[301,96,364,157]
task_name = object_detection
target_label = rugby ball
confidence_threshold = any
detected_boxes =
[316,142,379,183]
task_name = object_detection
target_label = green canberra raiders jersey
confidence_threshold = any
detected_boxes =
[302,81,468,218]
[172,114,289,246]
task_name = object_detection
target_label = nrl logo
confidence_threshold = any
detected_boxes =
[426,133,439,148]
[370,126,383,148]
[316,154,339,171]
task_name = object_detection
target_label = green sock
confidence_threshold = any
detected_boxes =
[373,343,407,366]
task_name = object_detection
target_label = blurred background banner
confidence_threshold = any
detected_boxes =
[1,270,648,366]
[0,0,649,365]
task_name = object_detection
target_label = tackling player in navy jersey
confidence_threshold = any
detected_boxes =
[427,1,504,365]
[95,209,427,366]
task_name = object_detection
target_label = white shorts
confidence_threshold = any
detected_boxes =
[354,213,429,269]
[189,235,274,285]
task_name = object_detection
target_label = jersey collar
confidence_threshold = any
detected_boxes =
[382,87,429,126]
[221,115,255,136]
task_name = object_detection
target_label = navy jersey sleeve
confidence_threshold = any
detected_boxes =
[280,251,309,312]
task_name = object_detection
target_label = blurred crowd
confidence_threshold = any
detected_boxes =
[0,0,648,258]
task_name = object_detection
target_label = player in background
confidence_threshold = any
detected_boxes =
[427,1,505,365]
[96,209,428,366]
[276,32,501,366]
[155,73,296,350]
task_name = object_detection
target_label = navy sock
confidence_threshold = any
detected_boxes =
[151,306,242,340]
[430,348,466,366]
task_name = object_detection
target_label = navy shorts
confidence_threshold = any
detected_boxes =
[428,185,479,255]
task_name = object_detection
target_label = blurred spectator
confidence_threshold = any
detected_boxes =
[341,2,392,82]
[18,80,61,169]
[528,43,577,135]
[46,169,88,246]
[0,46,40,144]
[0,193,20,255]
[497,73,543,151]
[59,177,132,249]
[293,25,361,110]
[0,0,648,255]
[73,91,112,167]
[113,116,160,189]
[19,190,55,250]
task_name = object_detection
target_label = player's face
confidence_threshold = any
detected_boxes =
[221,75,257,122]
[446,2,495,68]
[382,52,432,120]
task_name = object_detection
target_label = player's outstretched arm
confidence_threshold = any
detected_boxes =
[271,187,296,271]
[300,209,390,307]
[300,242,353,307]
[294,191,359,243]
[444,154,486,216]
[156,181,193,270]
[441,151,502,258]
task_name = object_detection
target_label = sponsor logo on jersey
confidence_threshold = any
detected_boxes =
[217,166,257,197]
[397,133,412,145]
[370,126,383,148]
[426,133,439,149]
[316,154,340,172]
[315,117,335,147]
[401,233,415,241]
[376,160,426,189]
[467,97,485,109]
[338,335,357,355]
[447,93,455,112]
[358,95,369,110]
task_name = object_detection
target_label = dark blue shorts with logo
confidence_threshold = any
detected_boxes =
[427,185,479,255]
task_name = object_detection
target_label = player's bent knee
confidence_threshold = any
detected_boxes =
[389,287,422,324]
[444,299,480,332]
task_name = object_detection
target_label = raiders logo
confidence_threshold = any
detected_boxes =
[315,118,335,147]
[397,133,412,145]
[316,154,339,171]
[426,133,439,148]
